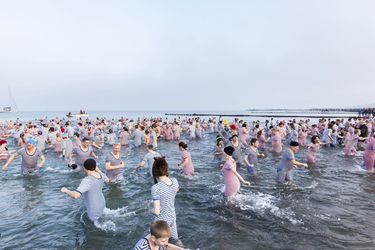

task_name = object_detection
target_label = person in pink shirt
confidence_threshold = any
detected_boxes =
[222,146,250,199]
[238,123,250,147]
[363,134,375,172]
[271,128,283,154]
[307,136,322,165]
[344,128,365,156]
[172,122,180,141]
[298,127,308,147]
[164,125,173,141]
[119,127,130,146]
[177,142,194,176]
[257,129,267,150]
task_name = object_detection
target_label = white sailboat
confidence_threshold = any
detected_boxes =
[0,88,17,113]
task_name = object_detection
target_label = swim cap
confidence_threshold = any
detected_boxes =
[26,137,38,146]
[0,139,7,145]
[230,124,236,130]
[290,141,299,147]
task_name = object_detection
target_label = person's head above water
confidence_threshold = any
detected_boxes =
[152,156,169,183]
[224,146,235,156]
[83,158,96,171]
[289,141,300,152]
[149,220,172,247]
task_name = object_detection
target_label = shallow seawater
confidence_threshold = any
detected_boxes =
[1,133,375,250]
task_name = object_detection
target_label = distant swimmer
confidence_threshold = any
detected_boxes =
[3,137,45,175]
[275,141,308,184]
[61,159,108,222]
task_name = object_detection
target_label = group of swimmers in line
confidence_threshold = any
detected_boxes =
[1,115,375,249]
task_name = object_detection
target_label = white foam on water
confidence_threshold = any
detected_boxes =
[353,164,367,172]
[44,166,71,174]
[232,193,304,225]
[103,206,136,218]
[94,219,116,232]
[304,180,319,189]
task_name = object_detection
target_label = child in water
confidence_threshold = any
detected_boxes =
[133,220,187,250]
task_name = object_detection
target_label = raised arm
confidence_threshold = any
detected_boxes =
[60,187,81,199]
[3,151,20,171]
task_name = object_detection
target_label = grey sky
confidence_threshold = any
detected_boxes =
[1,0,375,111]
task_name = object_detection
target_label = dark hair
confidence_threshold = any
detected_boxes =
[83,158,96,171]
[152,157,169,184]
[224,146,235,156]
[150,220,171,238]
[82,137,90,142]
[290,141,299,147]
[250,138,258,146]
[311,135,319,144]
[230,134,238,141]
[74,132,80,138]
[147,144,154,150]
[178,141,188,149]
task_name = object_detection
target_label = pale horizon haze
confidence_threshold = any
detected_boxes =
[1,0,375,111]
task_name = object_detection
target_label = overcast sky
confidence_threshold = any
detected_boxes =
[0,0,375,111]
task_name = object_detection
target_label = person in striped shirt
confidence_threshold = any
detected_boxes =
[133,221,186,250]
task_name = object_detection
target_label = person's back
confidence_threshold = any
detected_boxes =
[144,151,161,175]
[151,178,178,226]
[77,174,105,221]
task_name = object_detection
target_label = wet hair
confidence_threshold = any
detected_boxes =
[290,141,299,147]
[150,220,171,239]
[178,141,188,149]
[83,158,96,171]
[224,146,235,156]
[147,144,154,150]
[250,138,258,146]
[152,156,169,184]
[311,135,319,144]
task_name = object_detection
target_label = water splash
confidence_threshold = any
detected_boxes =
[232,193,304,225]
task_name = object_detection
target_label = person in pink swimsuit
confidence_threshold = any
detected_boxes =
[119,127,130,146]
[344,128,364,156]
[238,123,250,147]
[271,128,283,153]
[307,136,322,165]
[363,134,375,172]
[172,122,180,141]
[298,127,308,147]
[257,129,267,150]
[178,142,194,176]
[222,146,250,199]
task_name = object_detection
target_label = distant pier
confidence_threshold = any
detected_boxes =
[165,108,374,118]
